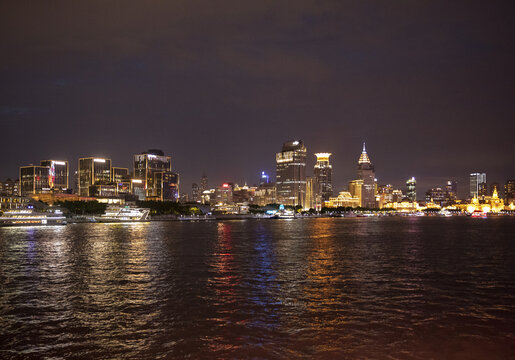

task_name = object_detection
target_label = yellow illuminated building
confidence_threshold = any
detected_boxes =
[348,179,363,207]
[324,191,360,208]
[465,189,505,213]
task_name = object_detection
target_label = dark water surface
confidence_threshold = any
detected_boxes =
[1,217,514,359]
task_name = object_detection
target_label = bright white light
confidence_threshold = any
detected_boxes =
[131,179,143,183]
[54,161,66,165]
[292,141,299,145]
[94,159,106,163]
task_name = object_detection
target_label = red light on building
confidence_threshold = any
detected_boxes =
[223,183,229,188]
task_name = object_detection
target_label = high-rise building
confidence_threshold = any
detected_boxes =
[260,171,270,185]
[276,140,307,207]
[305,176,320,210]
[155,171,179,202]
[111,167,129,183]
[40,160,69,192]
[425,187,446,205]
[134,149,178,200]
[356,143,376,208]
[445,180,458,202]
[470,172,486,199]
[406,177,416,202]
[504,180,515,204]
[78,157,112,196]
[348,179,363,206]
[200,173,209,196]
[214,183,233,205]
[314,153,333,202]
[191,183,200,202]
[19,166,51,196]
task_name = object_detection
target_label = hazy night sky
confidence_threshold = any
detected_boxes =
[1,1,514,198]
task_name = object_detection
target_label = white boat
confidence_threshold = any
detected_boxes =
[0,208,67,226]
[95,205,150,223]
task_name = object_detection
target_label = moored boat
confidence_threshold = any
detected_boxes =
[0,208,67,226]
[95,205,150,223]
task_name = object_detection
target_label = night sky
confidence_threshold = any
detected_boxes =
[1,1,514,198]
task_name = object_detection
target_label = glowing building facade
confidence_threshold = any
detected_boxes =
[356,143,376,208]
[19,166,51,196]
[134,149,178,200]
[325,191,360,208]
[445,180,457,202]
[40,160,69,192]
[276,140,306,207]
[78,157,112,197]
[406,177,416,202]
[314,153,332,202]
[470,172,486,199]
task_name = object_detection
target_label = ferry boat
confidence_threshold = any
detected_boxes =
[271,205,296,219]
[95,205,150,223]
[0,208,67,226]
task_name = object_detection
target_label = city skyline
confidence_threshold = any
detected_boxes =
[2,141,513,202]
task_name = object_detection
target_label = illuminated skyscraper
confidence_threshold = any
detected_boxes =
[19,165,51,196]
[40,160,69,192]
[134,149,178,200]
[78,157,112,196]
[406,177,417,202]
[191,183,200,202]
[356,143,376,208]
[469,172,486,199]
[305,176,320,210]
[200,173,209,194]
[348,179,363,206]
[445,180,457,202]
[276,140,307,207]
[314,153,333,202]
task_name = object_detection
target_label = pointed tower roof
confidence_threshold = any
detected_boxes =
[358,142,371,164]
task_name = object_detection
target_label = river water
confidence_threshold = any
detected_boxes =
[0,217,514,359]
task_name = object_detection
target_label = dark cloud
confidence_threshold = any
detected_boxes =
[1,0,514,197]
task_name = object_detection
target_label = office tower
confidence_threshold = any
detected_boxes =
[314,153,333,202]
[19,166,51,196]
[445,180,458,202]
[111,167,129,183]
[78,157,112,196]
[406,177,416,202]
[200,173,209,194]
[469,172,486,199]
[505,180,515,204]
[134,149,178,200]
[191,183,200,202]
[40,160,69,192]
[111,167,131,196]
[425,188,446,205]
[305,176,320,210]
[276,140,307,207]
[215,183,233,204]
[356,143,376,208]
[348,179,364,206]
[260,171,270,185]
[155,172,179,201]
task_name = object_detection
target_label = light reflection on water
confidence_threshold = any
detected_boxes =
[0,218,514,359]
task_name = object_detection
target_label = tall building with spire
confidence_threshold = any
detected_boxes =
[276,140,307,207]
[357,143,376,208]
[314,153,333,202]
